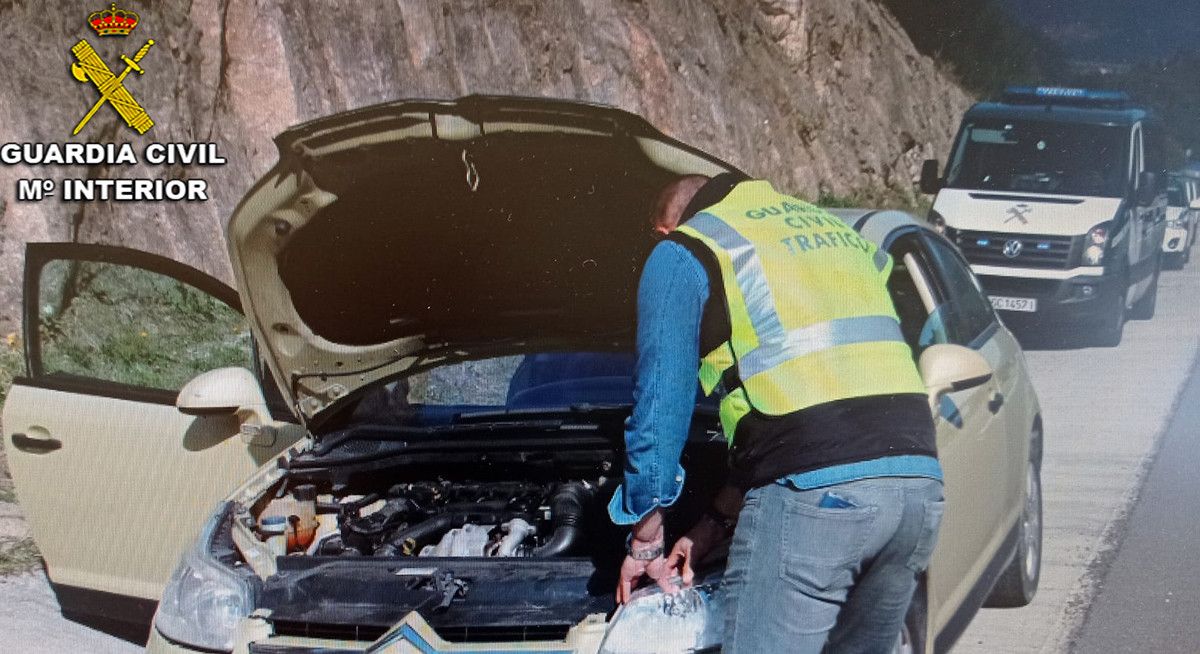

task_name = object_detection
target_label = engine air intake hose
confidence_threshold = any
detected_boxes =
[531,482,592,557]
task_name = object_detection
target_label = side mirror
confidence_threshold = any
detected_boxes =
[1190,198,1200,211]
[918,344,993,405]
[1137,171,1158,206]
[177,367,267,416]
[177,367,283,446]
[919,159,942,195]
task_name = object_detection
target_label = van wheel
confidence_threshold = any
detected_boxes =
[1130,258,1160,320]
[984,456,1042,607]
[1093,284,1126,347]
[894,582,928,654]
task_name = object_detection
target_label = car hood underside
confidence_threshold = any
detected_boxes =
[226,96,735,419]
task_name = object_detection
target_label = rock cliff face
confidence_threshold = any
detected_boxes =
[0,0,971,331]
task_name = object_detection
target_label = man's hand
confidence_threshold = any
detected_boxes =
[663,516,727,588]
[616,551,673,604]
[616,509,674,603]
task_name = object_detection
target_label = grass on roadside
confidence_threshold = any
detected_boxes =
[818,187,933,213]
[0,537,40,575]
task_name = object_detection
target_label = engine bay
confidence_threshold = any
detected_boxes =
[253,477,623,560]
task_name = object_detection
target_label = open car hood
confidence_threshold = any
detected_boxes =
[227,96,738,420]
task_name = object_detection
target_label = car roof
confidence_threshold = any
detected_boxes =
[828,208,927,246]
[963,101,1149,127]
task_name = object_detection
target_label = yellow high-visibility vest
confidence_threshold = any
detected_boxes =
[674,180,927,442]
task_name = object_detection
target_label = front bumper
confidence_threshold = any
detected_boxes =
[147,612,610,654]
[976,271,1122,324]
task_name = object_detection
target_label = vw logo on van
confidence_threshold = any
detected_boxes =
[1003,239,1024,258]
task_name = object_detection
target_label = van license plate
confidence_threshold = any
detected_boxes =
[990,296,1037,312]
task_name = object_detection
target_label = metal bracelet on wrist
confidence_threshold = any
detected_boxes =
[627,541,664,560]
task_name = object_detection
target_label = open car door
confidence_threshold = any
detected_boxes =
[2,243,301,641]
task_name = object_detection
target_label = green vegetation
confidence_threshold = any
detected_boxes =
[817,188,932,214]
[37,260,249,392]
[881,0,1066,96]
[1071,55,1200,166]
[0,537,40,575]
[883,1,1198,166]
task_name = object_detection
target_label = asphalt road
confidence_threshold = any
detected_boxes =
[956,256,1200,653]
[0,256,1199,653]
[1072,340,1200,652]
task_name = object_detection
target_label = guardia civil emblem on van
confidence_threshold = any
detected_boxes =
[1006,204,1032,225]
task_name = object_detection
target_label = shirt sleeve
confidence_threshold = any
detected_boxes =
[608,240,710,525]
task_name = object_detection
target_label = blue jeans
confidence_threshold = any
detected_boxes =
[722,477,945,653]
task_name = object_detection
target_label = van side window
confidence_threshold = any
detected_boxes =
[1144,124,1170,174]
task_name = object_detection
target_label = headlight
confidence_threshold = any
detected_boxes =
[154,504,253,652]
[598,579,724,654]
[1084,223,1109,266]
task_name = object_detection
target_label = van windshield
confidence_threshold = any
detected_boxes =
[945,119,1128,197]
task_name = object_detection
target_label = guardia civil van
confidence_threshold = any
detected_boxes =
[920,87,1168,346]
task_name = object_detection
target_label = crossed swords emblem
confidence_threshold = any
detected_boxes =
[69,38,155,135]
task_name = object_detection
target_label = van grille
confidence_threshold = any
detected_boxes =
[949,229,1077,269]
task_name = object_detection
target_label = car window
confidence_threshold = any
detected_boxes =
[36,259,251,391]
[920,236,998,346]
[886,234,939,358]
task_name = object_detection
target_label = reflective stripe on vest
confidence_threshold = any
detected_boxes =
[675,180,927,442]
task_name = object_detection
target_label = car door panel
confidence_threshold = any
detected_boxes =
[5,383,283,598]
[3,243,300,632]
[900,236,1013,634]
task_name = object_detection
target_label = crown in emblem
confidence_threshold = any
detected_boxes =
[88,3,139,37]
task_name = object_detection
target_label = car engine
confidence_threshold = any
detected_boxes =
[255,479,600,558]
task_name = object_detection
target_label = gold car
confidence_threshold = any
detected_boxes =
[4,97,1042,654]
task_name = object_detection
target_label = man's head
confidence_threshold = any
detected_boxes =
[650,175,710,237]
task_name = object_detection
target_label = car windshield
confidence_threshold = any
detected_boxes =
[347,352,720,427]
[945,119,1128,197]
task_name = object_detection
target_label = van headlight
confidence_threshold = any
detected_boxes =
[1084,223,1110,266]
[598,579,724,654]
[154,504,253,652]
